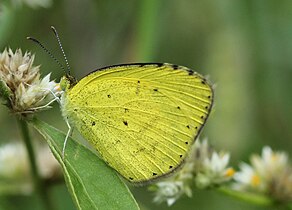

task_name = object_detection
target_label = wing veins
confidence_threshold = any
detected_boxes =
[81,105,204,128]
[77,111,145,179]
[78,109,176,176]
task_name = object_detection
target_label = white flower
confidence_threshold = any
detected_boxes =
[233,146,292,202]
[0,142,61,195]
[153,181,186,206]
[152,160,194,206]
[193,139,234,188]
[252,146,288,180]
[151,144,195,206]
[0,142,32,195]
[14,73,59,112]
[152,139,234,205]
[233,163,264,191]
[0,143,30,179]
[11,0,52,8]
[0,48,61,113]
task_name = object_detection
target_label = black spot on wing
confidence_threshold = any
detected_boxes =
[91,121,96,126]
[129,177,134,180]
[172,64,179,70]
[153,173,157,176]
[201,78,207,85]
[169,166,173,169]
[123,121,128,126]
[153,88,158,92]
[107,94,111,98]
[187,69,194,75]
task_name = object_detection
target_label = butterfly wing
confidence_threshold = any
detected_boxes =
[62,63,213,184]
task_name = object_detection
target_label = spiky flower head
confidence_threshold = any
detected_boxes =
[0,48,61,114]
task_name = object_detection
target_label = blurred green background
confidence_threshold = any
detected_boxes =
[0,0,291,209]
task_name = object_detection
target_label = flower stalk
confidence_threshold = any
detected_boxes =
[217,186,274,206]
[17,118,53,210]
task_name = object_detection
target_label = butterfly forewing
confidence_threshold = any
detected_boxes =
[62,63,213,183]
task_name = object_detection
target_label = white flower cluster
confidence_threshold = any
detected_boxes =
[233,146,292,202]
[0,48,61,114]
[152,139,234,206]
[192,140,234,189]
[152,155,194,206]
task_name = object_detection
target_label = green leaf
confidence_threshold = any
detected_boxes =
[30,118,139,210]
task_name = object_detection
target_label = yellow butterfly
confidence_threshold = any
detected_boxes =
[29,27,213,184]
[60,63,213,184]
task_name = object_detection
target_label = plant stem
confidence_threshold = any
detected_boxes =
[217,186,274,206]
[17,118,53,210]
[136,0,162,61]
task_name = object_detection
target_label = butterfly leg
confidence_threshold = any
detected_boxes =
[30,96,60,111]
[62,117,72,159]
[44,86,62,104]
[24,86,62,112]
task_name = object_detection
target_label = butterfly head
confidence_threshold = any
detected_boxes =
[60,74,77,91]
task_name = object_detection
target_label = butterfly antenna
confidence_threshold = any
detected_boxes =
[27,36,66,74]
[51,26,71,75]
